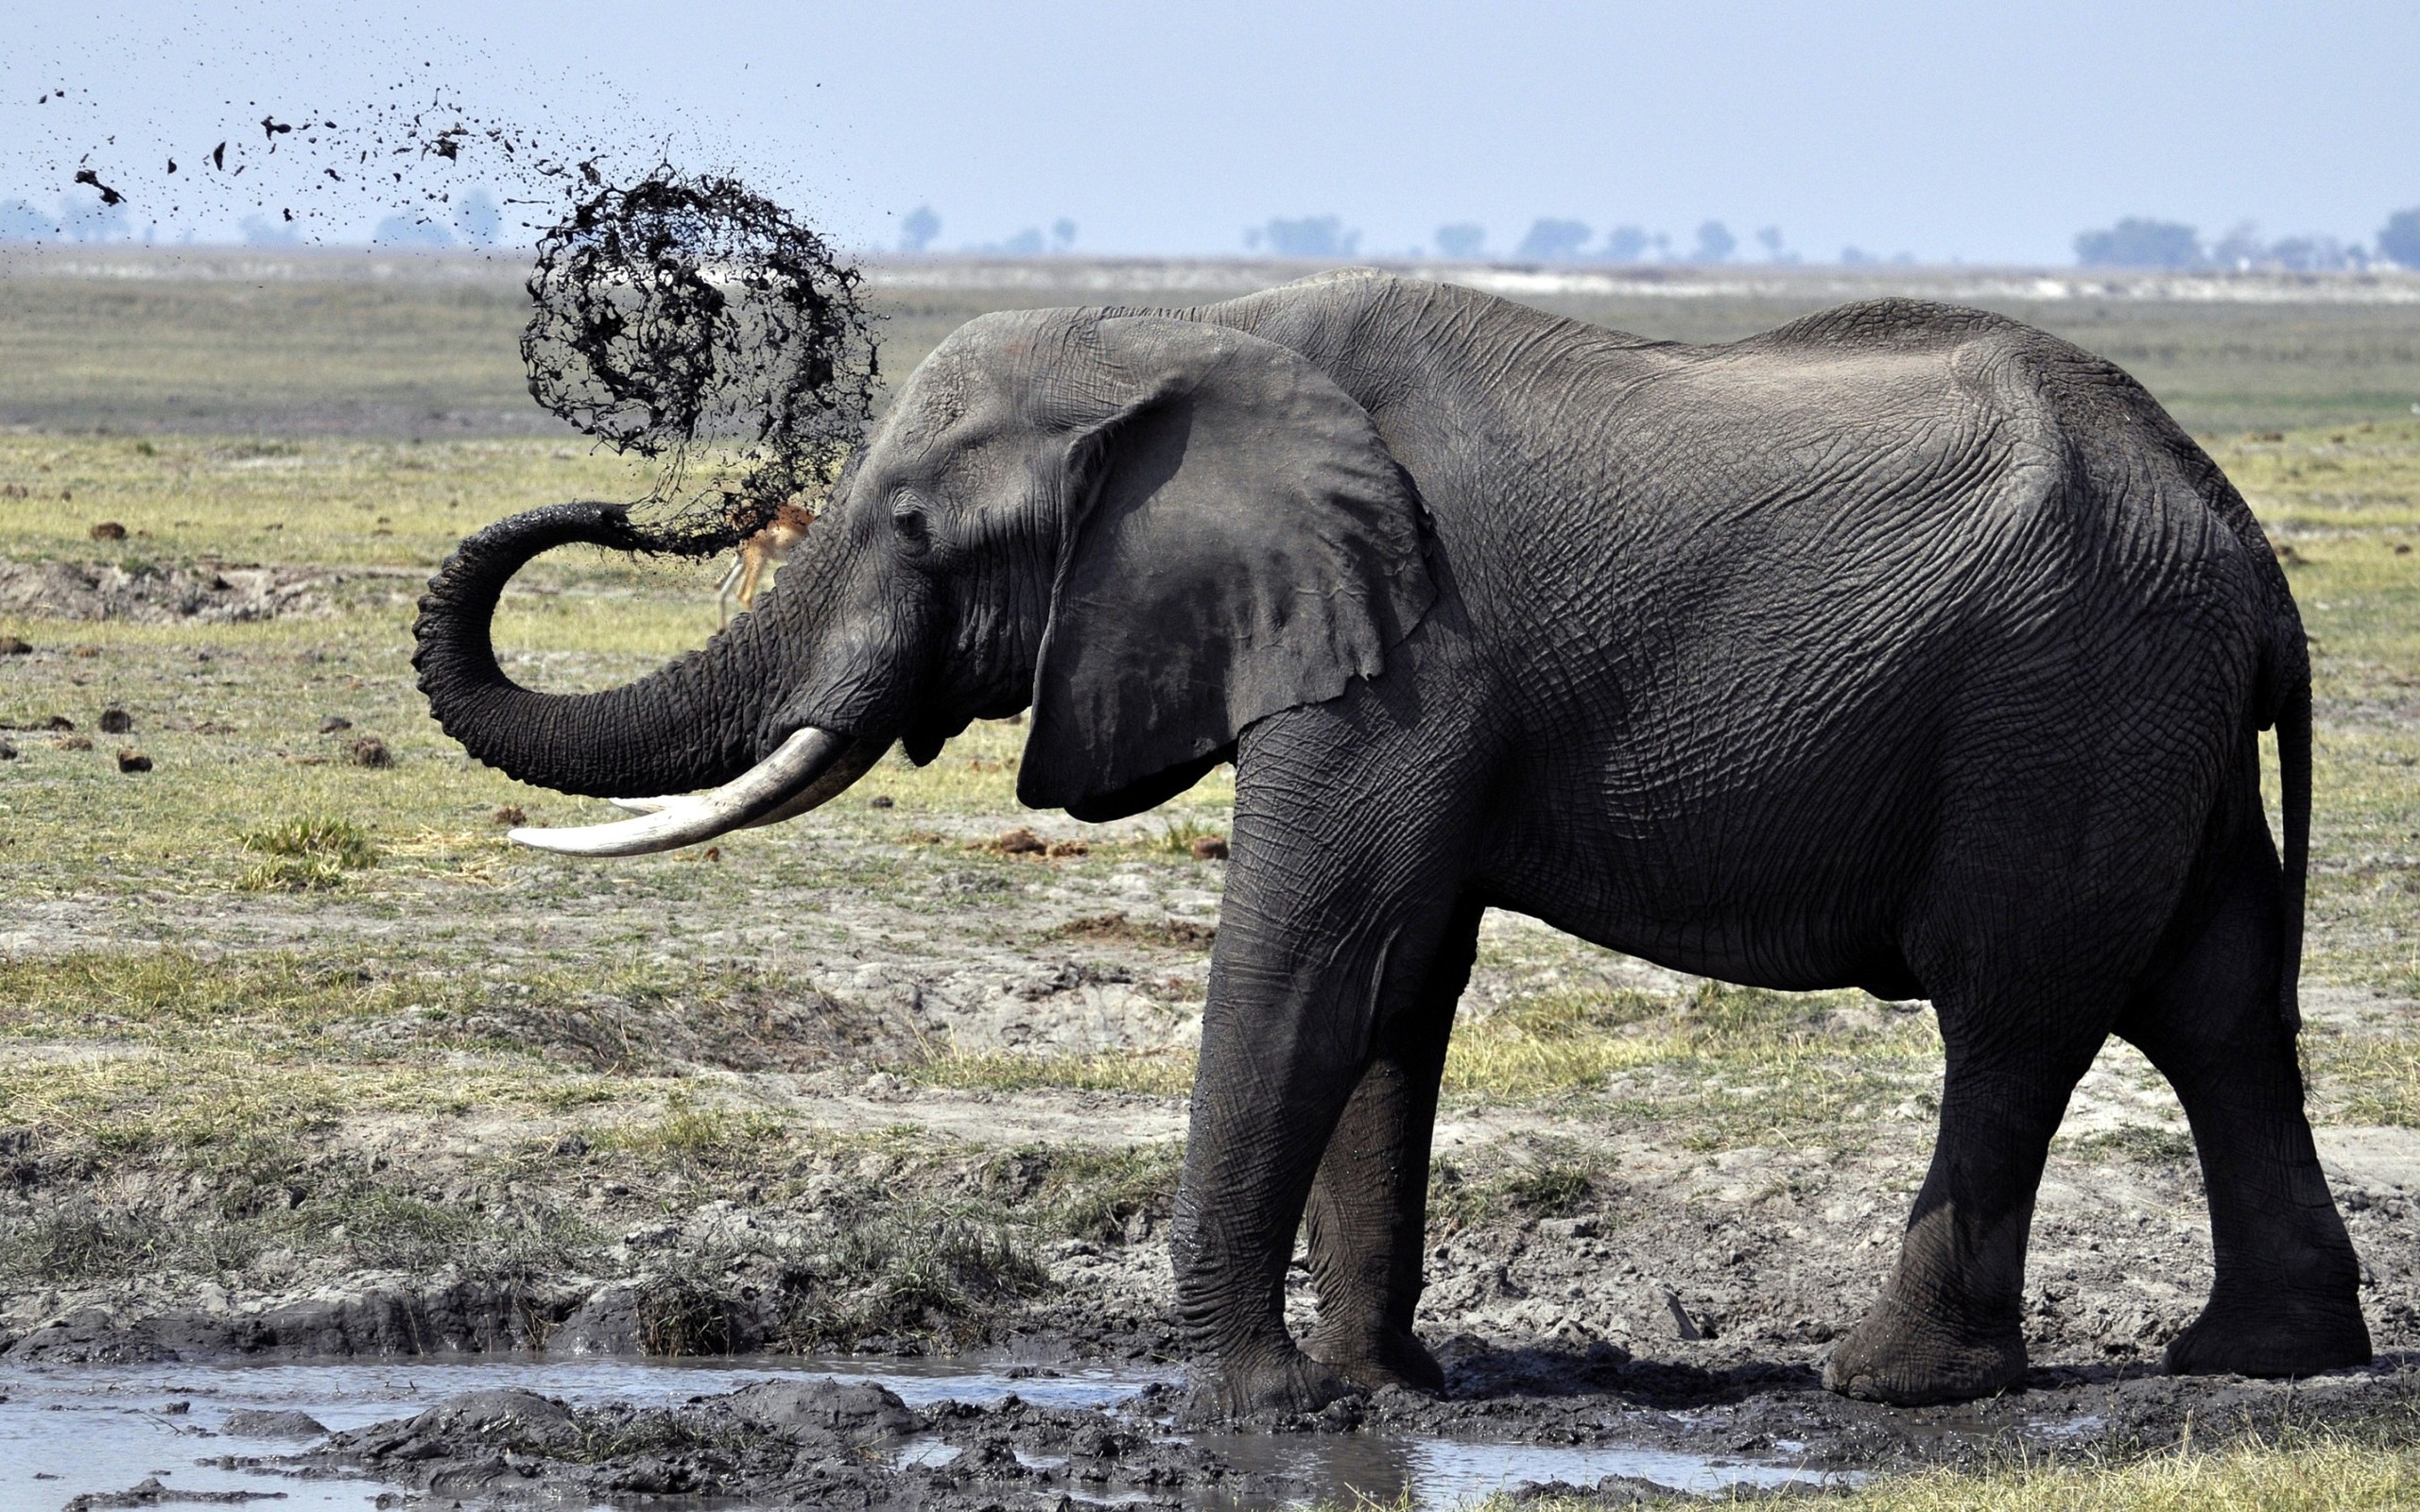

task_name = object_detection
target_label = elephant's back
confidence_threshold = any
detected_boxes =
[1499,306,2266,943]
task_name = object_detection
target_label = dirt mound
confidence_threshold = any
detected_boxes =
[0,560,332,623]
[299,1378,1345,1508]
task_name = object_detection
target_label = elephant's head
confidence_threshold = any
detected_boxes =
[412,309,1435,852]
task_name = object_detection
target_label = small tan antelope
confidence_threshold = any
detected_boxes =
[717,501,816,627]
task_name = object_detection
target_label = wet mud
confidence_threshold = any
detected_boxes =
[216,1358,2420,1509]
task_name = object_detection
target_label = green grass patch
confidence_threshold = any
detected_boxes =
[978,1142,1184,1244]
[596,1097,789,1172]
[238,814,379,890]
[2308,1030,2420,1127]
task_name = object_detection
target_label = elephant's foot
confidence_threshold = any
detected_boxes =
[1824,1293,2026,1406]
[1181,1347,1360,1421]
[1306,1323,1444,1396]
[2165,1286,2371,1379]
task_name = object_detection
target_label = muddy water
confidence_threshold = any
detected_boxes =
[0,1357,1853,1509]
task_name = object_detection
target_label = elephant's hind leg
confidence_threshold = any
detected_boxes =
[1301,898,1483,1395]
[2116,829,2369,1379]
[1825,973,2115,1405]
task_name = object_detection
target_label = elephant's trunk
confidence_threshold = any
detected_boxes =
[411,501,778,800]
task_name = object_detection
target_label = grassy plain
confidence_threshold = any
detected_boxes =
[7,249,2420,437]
[1,259,2417,1499]
[2,259,2415,1142]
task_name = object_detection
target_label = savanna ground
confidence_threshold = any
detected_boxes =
[1,249,2418,1507]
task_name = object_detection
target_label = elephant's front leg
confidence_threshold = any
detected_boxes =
[1170,726,1477,1417]
[1302,899,1482,1394]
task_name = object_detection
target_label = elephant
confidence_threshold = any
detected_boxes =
[413,268,2370,1412]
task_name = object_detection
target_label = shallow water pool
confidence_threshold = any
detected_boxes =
[0,1356,1856,1510]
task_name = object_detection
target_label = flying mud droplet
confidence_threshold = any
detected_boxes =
[72,168,124,207]
[520,166,879,554]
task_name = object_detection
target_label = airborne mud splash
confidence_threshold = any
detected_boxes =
[35,84,883,557]
[520,166,878,551]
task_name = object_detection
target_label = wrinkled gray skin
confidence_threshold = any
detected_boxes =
[415,271,2370,1412]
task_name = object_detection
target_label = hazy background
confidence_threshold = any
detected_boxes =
[5,0,2419,264]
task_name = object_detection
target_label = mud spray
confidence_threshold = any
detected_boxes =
[36,89,880,554]
[521,166,878,552]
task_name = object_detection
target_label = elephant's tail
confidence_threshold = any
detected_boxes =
[2276,660,2312,1035]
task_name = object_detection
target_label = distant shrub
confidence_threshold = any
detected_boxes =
[2075,217,2203,268]
[1603,225,1653,262]
[2380,208,2420,270]
[1252,215,1358,258]
[1516,218,1593,262]
[1434,223,1486,260]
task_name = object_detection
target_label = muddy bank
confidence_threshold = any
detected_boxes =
[258,1357,2420,1509]
[15,1349,2420,1512]
[9,1108,2418,1395]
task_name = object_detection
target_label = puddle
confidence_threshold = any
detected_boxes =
[0,1357,1858,1510]
[1181,1425,1848,1506]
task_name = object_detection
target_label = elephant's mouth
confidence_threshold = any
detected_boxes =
[504,726,880,856]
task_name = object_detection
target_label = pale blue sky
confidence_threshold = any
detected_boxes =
[7,0,2416,262]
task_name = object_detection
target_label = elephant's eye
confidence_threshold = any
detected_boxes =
[890,494,933,553]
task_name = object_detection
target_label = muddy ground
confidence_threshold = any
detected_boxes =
[229,1361,2413,1508]
[7,633,2420,1500]
[6,771,2418,1499]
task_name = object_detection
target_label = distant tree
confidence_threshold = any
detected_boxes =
[2267,235,2360,273]
[1051,217,1077,251]
[899,205,942,253]
[373,213,455,248]
[1257,215,1357,258]
[1433,222,1485,261]
[1601,225,1651,262]
[1515,217,1591,261]
[2209,221,2265,269]
[1755,225,1790,262]
[1691,220,1736,264]
[2073,217,2201,268]
[0,198,57,241]
[2377,208,2420,269]
[997,227,1046,255]
[453,190,503,248]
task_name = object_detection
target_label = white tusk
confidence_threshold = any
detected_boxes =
[509,728,849,857]
[598,735,884,832]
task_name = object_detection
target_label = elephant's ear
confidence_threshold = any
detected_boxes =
[1018,317,1433,821]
